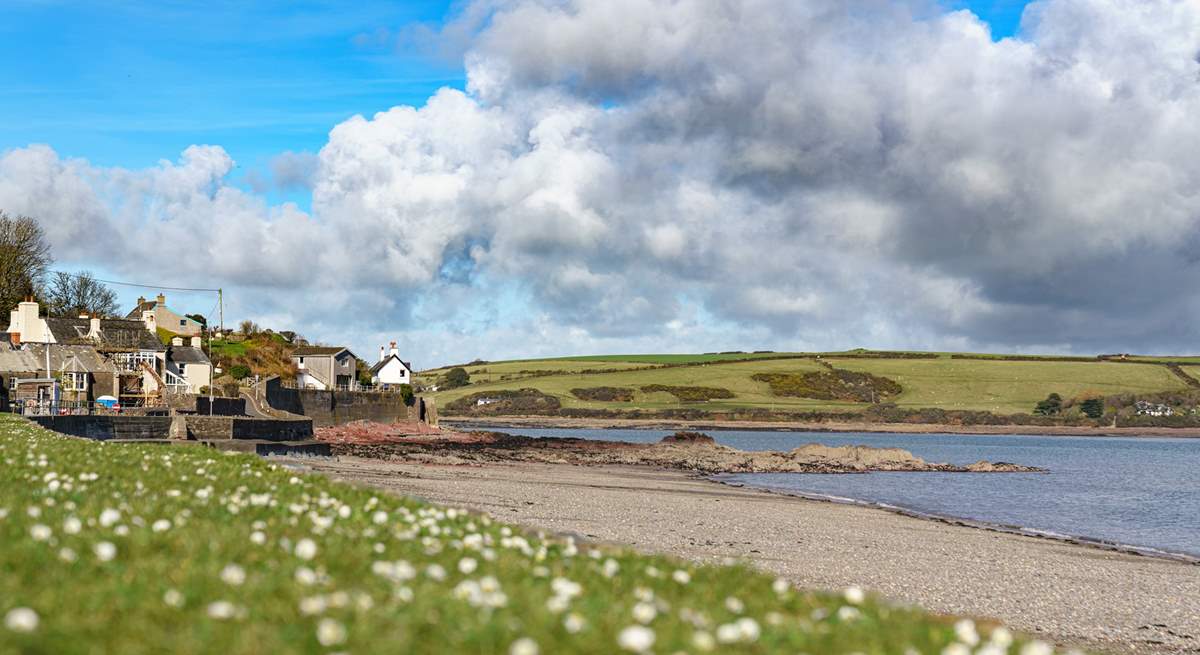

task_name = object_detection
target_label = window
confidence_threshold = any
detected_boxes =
[114,351,157,372]
[180,319,187,327]
[62,372,87,392]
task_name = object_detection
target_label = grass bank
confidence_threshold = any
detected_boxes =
[0,415,1049,653]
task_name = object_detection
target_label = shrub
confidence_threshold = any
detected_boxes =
[444,389,561,415]
[752,370,901,402]
[570,387,634,402]
[1080,397,1105,419]
[442,367,470,389]
[398,383,415,406]
[639,385,735,402]
[1033,393,1062,416]
[228,364,252,380]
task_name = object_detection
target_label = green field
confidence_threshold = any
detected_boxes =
[423,352,1192,416]
[0,416,1042,653]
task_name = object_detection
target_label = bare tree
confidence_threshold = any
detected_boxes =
[0,211,52,313]
[44,271,118,318]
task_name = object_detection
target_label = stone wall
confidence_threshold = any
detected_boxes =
[263,376,410,427]
[183,416,313,441]
[195,396,247,416]
[28,415,172,440]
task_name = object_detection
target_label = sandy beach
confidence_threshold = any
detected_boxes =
[296,456,1199,655]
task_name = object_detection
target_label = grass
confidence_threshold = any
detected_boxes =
[425,352,1191,416]
[0,415,1043,654]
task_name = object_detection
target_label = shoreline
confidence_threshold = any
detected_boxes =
[444,415,1200,438]
[710,475,1200,565]
[294,456,1200,655]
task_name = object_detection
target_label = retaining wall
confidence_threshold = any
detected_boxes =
[183,416,314,442]
[28,415,173,440]
[263,377,410,427]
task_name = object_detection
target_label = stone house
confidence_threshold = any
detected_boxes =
[126,293,203,336]
[370,342,413,388]
[0,337,119,413]
[293,346,359,390]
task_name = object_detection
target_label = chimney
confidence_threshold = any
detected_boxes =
[137,296,146,306]
[379,346,386,363]
[389,341,398,356]
[141,310,157,333]
[88,316,102,340]
[171,337,184,347]
[156,293,166,305]
[191,336,201,348]
[9,332,19,346]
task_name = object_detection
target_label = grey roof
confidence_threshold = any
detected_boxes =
[45,317,165,351]
[168,346,211,365]
[294,346,355,358]
[0,342,117,375]
[369,353,412,375]
[125,299,157,318]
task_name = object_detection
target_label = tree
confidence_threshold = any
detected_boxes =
[398,383,415,406]
[1080,397,1105,419]
[43,271,118,318]
[238,320,259,336]
[186,313,207,328]
[442,367,470,389]
[0,211,51,313]
[1033,392,1063,416]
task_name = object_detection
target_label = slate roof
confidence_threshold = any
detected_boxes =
[369,353,412,375]
[44,318,165,351]
[125,299,157,318]
[168,346,211,365]
[0,342,117,374]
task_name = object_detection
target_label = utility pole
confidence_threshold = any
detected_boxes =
[218,288,224,335]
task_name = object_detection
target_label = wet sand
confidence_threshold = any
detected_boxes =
[296,456,1200,655]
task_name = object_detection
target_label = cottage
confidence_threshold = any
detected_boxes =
[293,346,359,390]
[166,337,213,394]
[1134,400,1173,417]
[126,293,203,336]
[0,336,119,414]
[370,342,413,389]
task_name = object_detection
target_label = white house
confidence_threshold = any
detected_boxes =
[370,342,413,388]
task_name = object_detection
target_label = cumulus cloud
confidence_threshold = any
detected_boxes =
[3,0,1200,362]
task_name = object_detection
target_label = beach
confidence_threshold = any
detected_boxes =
[296,456,1200,655]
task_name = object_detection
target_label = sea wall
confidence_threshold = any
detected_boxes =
[263,377,410,427]
[183,416,314,441]
[28,415,172,440]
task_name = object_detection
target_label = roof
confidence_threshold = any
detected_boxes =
[369,353,413,375]
[125,299,157,318]
[45,317,165,351]
[293,346,355,358]
[168,346,211,365]
[0,342,117,374]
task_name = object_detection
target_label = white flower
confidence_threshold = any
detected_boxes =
[843,586,865,605]
[4,607,38,633]
[58,547,76,562]
[716,623,741,644]
[693,630,716,651]
[617,625,655,652]
[206,601,238,620]
[298,596,326,616]
[546,595,570,613]
[99,508,120,527]
[316,618,347,646]
[563,613,586,634]
[425,564,446,581]
[337,505,351,519]
[942,644,971,655]
[29,524,51,541]
[954,619,979,646]
[990,627,1014,648]
[94,541,117,562]
[736,617,760,642]
[632,602,657,624]
[772,578,790,595]
[1020,641,1054,655]
[294,538,317,560]
[152,519,171,533]
[672,570,691,584]
[250,531,266,545]
[509,637,539,655]
[62,517,82,534]
[602,559,620,578]
[294,567,317,586]
[458,557,477,574]
[163,589,184,608]
[220,564,246,586]
[837,606,861,621]
[724,597,744,614]
[550,578,582,599]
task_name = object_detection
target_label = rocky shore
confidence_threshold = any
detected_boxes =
[318,423,1042,474]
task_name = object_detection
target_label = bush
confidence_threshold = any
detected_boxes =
[639,385,735,402]
[445,389,561,415]
[751,370,901,402]
[1033,393,1062,415]
[1080,397,1105,419]
[228,364,252,380]
[442,367,470,389]
[398,383,415,406]
[570,387,634,402]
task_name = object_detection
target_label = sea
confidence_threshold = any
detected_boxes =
[458,424,1200,559]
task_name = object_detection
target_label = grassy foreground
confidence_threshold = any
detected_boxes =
[422,352,1188,416]
[0,415,1052,654]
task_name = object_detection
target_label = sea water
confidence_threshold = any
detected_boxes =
[458,425,1200,558]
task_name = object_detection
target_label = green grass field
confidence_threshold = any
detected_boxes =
[0,416,1043,654]
[423,352,1191,416]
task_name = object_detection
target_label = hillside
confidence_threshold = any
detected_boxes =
[420,350,1200,422]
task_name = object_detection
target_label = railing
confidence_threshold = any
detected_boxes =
[7,400,133,416]
[278,380,407,394]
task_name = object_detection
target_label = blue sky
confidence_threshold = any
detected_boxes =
[0,0,1028,198]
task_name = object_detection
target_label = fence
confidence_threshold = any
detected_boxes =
[279,380,408,394]
[7,400,161,417]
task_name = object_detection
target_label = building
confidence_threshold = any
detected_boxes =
[126,293,204,336]
[0,338,119,413]
[370,342,413,388]
[166,337,213,394]
[292,346,359,390]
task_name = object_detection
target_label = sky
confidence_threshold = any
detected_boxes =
[2,0,1199,367]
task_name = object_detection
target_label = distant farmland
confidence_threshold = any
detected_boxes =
[420,351,1195,417]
